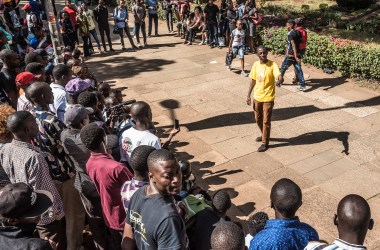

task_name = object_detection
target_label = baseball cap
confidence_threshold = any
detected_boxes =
[65,78,92,95]
[22,3,32,10]
[16,72,35,87]
[0,183,53,219]
[64,104,93,127]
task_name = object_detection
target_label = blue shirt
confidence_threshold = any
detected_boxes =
[249,217,319,250]
[114,7,128,28]
[146,0,158,14]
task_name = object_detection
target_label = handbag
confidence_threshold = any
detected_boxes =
[253,13,262,25]
[112,25,120,34]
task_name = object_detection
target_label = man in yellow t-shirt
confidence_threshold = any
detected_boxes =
[247,46,282,152]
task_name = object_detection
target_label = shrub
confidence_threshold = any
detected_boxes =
[336,0,376,9]
[260,27,380,80]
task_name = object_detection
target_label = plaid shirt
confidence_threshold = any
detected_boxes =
[0,140,65,225]
[120,178,149,213]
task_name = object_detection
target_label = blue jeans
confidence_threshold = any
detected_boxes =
[89,29,101,49]
[280,56,306,87]
[207,21,218,45]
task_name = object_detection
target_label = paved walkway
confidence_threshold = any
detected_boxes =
[86,20,380,248]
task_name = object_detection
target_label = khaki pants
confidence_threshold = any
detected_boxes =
[57,177,86,250]
[253,100,274,145]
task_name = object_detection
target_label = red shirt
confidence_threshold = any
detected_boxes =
[86,153,132,230]
[63,6,77,26]
[296,26,307,50]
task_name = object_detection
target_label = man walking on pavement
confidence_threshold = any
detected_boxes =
[94,0,114,52]
[247,46,283,152]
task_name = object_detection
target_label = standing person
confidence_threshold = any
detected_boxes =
[305,194,374,250]
[22,3,39,32]
[293,17,307,84]
[132,0,147,47]
[80,123,132,250]
[146,0,159,37]
[246,46,282,152]
[279,19,306,91]
[77,6,93,57]
[3,1,22,38]
[63,0,78,45]
[0,183,55,249]
[114,0,138,51]
[249,178,319,249]
[161,0,173,33]
[226,0,237,46]
[49,64,72,122]
[59,11,76,49]
[121,149,188,250]
[243,0,258,53]
[94,0,114,52]
[0,49,20,109]
[227,19,248,77]
[204,0,220,48]
[0,111,67,250]
[82,3,102,53]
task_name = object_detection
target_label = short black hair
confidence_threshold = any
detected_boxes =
[147,149,176,170]
[25,62,44,75]
[211,221,245,250]
[130,145,156,174]
[80,123,105,151]
[110,89,122,95]
[53,63,71,79]
[212,190,231,215]
[25,82,49,104]
[270,178,302,218]
[78,91,98,108]
[6,111,34,133]
[25,52,42,65]
[247,212,269,236]
[73,49,82,59]
[0,49,16,61]
[287,19,296,26]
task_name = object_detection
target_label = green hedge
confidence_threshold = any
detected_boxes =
[260,27,380,80]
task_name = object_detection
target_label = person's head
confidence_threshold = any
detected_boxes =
[236,19,243,30]
[65,78,92,104]
[119,0,125,8]
[0,49,20,69]
[25,82,54,108]
[247,212,269,237]
[25,62,46,82]
[64,104,91,129]
[34,49,49,66]
[6,111,38,141]
[211,221,245,250]
[99,0,105,7]
[110,89,123,103]
[73,49,82,60]
[16,72,35,91]
[98,82,111,98]
[104,96,118,109]
[82,2,88,11]
[194,6,201,15]
[0,183,53,226]
[334,194,374,245]
[65,0,72,7]
[22,3,32,13]
[208,0,214,5]
[130,145,156,179]
[286,19,296,31]
[270,178,302,219]
[93,91,105,111]
[53,63,72,86]
[212,190,231,216]
[24,52,44,66]
[0,104,16,143]
[80,123,106,152]
[60,11,69,20]
[147,149,182,196]
[295,17,303,27]
[256,45,268,62]
[129,101,152,124]
[178,160,193,180]
[78,91,99,112]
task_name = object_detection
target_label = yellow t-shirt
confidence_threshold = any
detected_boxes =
[249,60,280,102]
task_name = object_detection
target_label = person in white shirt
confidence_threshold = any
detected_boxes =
[305,194,374,250]
[227,19,248,77]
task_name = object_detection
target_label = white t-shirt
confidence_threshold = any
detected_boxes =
[305,239,367,250]
[231,28,245,48]
[245,234,253,248]
[120,127,161,162]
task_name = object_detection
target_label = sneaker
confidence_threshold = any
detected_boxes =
[199,41,205,45]
[137,43,142,47]
[241,70,248,77]
[144,42,148,47]
[122,47,127,51]
[297,86,306,92]
[186,42,192,45]
[257,144,268,152]
[110,48,115,52]
[218,45,222,49]
[148,35,151,38]
[226,65,231,71]
[255,136,262,142]
[132,45,139,50]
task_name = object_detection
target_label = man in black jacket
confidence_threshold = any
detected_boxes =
[0,182,55,250]
[94,0,114,52]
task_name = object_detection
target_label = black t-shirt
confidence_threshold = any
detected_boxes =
[126,186,188,250]
[204,4,219,23]
[0,68,17,104]
[287,29,301,56]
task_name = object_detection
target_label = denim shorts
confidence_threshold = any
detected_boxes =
[232,46,244,59]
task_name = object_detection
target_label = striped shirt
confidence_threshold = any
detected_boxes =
[305,239,367,250]
[120,178,149,213]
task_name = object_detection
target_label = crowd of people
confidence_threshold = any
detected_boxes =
[0,0,375,250]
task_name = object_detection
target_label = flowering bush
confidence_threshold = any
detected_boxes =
[260,27,380,80]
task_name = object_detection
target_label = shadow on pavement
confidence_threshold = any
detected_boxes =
[306,77,348,91]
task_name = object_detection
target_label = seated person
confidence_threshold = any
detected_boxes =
[245,212,269,248]
[249,178,319,250]
[0,183,55,249]
[98,82,111,98]
[211,221,245,250]
[305,194,374,250]
[109,89,123,103]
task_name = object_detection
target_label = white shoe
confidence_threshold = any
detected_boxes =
[226,65,231,71]
[241,70,248,77]
[297,86,306,92]
[199,41,204,45]
[137,43,142,47]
